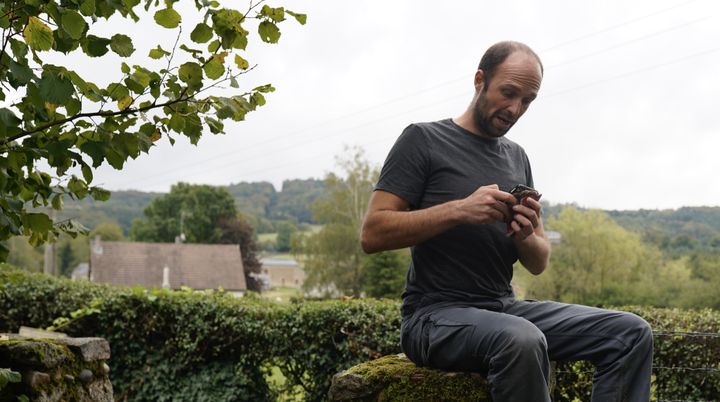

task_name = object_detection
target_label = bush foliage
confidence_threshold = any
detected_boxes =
[1,265,718,401]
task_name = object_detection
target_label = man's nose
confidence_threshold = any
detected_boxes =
[507,99,523,118]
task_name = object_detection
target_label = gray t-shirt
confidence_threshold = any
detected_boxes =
[375,118,534,315]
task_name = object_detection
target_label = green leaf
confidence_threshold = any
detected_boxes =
[81,162,93,182]
[154,8,181,29]
[51,193,64,210]
[118,96,133,110]
[0,368,21,388]
[79,0,96,16]
[148,46,169,59]
[61,9,87,40]
[178,62,203,90]
[24,16,54,51]
[38,69,75,105]
[190,23,213,43]
[125,69,151,94]
[168,113,185,132]
[203,57,224,80]
[234,54,248,70]
[205,116,223,133]
[81,35,111,57]
[7,59,35,86]
[258,21,281,44]
[0,108,21,138]
[110,34,135,57]
[261,5,285,22]
[91,187,111,201]
[68,176,88,197]
[106,83,129,100]
[23,213,54,233]
[207,40,220,53]
[287,10,307,25]
[121,62,130,74]
[65,98,81,116]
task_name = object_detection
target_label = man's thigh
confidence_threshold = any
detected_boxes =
[505,299,651,364]
[402,305,545,372]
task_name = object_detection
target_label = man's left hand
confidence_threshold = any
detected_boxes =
[508,197,542,241]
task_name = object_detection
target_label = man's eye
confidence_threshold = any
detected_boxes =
[502,90,515,98]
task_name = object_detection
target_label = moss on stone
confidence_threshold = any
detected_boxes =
[339,354,490,402]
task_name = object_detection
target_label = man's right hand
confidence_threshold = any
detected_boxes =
[456,184,517,225]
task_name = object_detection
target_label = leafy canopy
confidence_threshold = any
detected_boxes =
[0,0,306,261]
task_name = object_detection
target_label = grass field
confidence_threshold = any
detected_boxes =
[262,286,303,303]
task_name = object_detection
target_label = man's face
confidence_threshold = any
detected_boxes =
[472,52,543,138]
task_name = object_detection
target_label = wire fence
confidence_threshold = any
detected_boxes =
[553,331,720,402]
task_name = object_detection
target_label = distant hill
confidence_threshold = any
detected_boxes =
[61,179,326,234]
[543,203,720,254]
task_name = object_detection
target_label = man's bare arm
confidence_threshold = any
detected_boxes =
[361,185,516,253]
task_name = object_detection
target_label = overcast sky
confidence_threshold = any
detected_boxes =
[83,0,719,210]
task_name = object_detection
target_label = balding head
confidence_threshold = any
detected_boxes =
[478,41,543,88]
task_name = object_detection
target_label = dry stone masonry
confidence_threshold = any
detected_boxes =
[0,331,113,402]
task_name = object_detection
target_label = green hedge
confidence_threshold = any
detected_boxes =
[1,265,719,401]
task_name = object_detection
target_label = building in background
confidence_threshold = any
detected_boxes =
[89,239,247,296]
[260,258,305,289]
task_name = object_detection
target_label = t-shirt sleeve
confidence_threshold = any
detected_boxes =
[523,151,535,188]
[375,124,430,209]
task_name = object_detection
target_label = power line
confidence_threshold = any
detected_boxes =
[127,43,720,187]
[113,0,715,189]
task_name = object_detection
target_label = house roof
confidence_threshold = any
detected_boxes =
[90,240,246,291]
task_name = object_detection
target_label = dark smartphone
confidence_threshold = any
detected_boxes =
[509,184,542,203]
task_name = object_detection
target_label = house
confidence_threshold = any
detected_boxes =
[260,258,305,289]
[89,239,246,296]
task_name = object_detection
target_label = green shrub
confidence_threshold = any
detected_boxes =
[1,264,719,401]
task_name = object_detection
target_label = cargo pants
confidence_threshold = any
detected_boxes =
[400,297,653,402]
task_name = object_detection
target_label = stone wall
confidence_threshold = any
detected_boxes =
[0,332,113,402]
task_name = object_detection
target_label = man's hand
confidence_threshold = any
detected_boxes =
[508,197,542,240]
[457,184,517,225]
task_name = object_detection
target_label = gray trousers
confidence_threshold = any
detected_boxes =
[400,298,653,402]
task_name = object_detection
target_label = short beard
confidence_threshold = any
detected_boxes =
[472,89,509,138]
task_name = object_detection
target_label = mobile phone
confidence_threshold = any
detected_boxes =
[509,184,541,203]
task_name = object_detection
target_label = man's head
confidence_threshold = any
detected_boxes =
[471,41,543,138]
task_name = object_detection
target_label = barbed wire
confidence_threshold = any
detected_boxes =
[653,331,720,338]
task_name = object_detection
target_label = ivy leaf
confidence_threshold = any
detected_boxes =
[110,34,135,57]
[178,62,203,90]
[258,21,281,44]
[154,8,181,29]
[61,10,87,40]
[190,23,213,43]
[81,35,111,57]
[24,16,54,51]
[38,69,75,105]
[203,56,224,80]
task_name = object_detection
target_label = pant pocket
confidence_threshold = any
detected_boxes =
[424,316,475,371]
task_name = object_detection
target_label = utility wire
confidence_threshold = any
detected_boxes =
[112,0,711,189]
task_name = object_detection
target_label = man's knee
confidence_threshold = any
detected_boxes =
[494,320,548,359]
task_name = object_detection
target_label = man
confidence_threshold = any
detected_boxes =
[360,41,653,402]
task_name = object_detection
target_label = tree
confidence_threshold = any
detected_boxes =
[520,207,662,305]
[131,182,236,243]
[216,215,262,292]
[363,250,407,299]
[89,221,125,241]
[275,220,297,252]
[131,182,262,291]
[0,0,306,260]
[293,147,378,297]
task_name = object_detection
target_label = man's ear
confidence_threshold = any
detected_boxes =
[474,69,485,92]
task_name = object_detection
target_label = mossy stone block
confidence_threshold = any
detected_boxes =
[329,354,491,402]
